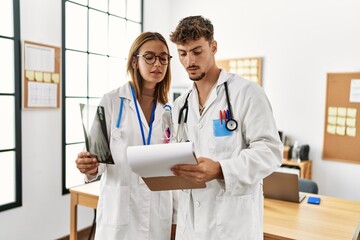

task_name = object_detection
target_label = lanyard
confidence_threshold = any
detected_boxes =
[130,85,156,145]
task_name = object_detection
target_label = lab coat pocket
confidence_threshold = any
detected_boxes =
[215,194,256,240]
[209,131,237,156]
[102,185,130,226]
[213,119,232,137]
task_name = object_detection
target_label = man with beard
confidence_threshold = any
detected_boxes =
[170,16,283,240]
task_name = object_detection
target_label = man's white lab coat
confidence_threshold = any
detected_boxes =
[173,70,283,240]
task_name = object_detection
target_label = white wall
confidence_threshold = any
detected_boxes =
[161,0,360,200]
[0,0,359,239]
[0,0,94,239]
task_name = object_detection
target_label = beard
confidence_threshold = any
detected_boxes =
[186,64,205,81]
[189,72,205,82]
[189,72,206,81]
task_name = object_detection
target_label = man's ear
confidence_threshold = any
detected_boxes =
[211,41,217,54]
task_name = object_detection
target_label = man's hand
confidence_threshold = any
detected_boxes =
[171,157,223,184]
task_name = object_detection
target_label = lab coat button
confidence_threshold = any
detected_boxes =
[195,201,200,207]
[197,123,203,129]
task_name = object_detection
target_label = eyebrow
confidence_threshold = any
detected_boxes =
[178,45,203,53]
[142,51,169,55]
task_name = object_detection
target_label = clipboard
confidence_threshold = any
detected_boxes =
[142,176,206,191]
[127,142,206,191]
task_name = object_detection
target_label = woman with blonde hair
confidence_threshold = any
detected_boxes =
[75,32,176,240]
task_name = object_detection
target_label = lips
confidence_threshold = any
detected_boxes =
[187,66,199,70]
[150,71,163,77]
[187,66,199,73]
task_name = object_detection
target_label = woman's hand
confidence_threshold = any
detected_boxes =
[75,151,99,178]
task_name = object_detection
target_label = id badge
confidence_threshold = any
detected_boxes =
[213,119,232,137]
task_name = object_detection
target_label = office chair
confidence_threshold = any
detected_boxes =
[298,178,319,194]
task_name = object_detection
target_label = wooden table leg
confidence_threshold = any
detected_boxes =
[70,192,78,240]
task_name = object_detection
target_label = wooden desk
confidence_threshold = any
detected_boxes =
[282,159,312,179]
[70,182,360,240]
[264,194,360,240]
[69,181,100,240]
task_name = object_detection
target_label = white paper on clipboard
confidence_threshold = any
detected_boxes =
[127,142,197,178]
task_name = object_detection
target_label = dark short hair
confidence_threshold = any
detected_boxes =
[170,15,214,45]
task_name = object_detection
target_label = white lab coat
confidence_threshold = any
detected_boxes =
[88,82,177,240]
[173,70,283,240]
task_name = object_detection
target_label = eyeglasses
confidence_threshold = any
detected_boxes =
[136,53,172,65]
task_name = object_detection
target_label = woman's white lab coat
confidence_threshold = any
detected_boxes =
[88,82,176,240]
[173,70,283,240]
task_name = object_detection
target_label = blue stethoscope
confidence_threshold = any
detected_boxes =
[116,85,156,145]
[178,81,238,131]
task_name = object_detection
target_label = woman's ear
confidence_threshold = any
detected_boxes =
[132,56,138,68]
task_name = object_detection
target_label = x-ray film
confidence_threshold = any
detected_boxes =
[80,104,114,164]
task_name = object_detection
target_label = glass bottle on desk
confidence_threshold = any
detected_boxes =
[292,141,301,163]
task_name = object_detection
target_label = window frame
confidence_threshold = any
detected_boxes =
[0,0,22,212]
[61,0,143,194]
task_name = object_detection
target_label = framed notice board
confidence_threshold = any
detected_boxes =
[216,57,262,86]
[23,41,61,109]
[323,72,360,164]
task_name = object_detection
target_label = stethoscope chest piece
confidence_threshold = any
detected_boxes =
[226,119,238,131]
[111,128,122,140]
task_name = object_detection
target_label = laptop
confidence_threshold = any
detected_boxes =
[263,171,306,203]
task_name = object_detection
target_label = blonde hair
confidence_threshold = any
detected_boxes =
[126,32,172,104]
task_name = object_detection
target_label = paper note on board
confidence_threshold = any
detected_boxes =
[349,79,360,103]
[327,125,336,134]
[347,108,357,118]
[25,43,55,72]
[336,117,346,126]
[336,126,345,135]
[328,107,337,116]
[43,72,51,82]
[346,118,356,127]
[346,127,356,137]
[327,116,337,125]
[337,108,347,117]
[26,70,35,81]
[52,73,60,83]
[35,71,43,82]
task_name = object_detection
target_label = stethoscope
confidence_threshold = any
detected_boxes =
[178,81,238,131]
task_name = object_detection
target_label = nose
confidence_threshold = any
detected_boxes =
[154,56,162,67]
[184,53,195,67]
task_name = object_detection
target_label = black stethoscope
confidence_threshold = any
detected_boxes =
[178,81,238,131]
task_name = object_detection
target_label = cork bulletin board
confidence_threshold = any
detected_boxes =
[322,72,360,164]
[216,57,262,86]
[23,41,61,109]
